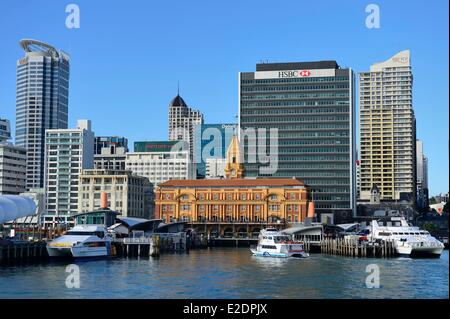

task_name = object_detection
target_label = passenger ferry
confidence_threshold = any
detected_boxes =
[46,209,118,259]
[250,228,309,258]
[46,225,114,258]
[369,216,444,257]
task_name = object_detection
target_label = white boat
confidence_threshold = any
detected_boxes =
[250,228,309,258]
[369,217,444,257]
[46,225,113,258]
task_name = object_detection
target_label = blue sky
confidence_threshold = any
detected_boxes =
[0,0,448,195]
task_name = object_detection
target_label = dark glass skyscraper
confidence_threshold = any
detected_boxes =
[16,39,70,189]
[239,61,356,220]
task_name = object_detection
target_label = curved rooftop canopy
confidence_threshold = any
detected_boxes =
[0,195,37,224]
[19,39,59,58]
[169,95,188,108]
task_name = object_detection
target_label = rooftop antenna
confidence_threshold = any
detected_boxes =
[177,81,180,96]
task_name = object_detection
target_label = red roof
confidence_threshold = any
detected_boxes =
[157,178,305,188]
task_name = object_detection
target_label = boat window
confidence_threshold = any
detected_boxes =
[268,237,273,240]
[393,232,399,235]
[95,231,105,238]
[66,231,96,236]
[379,232,391,236]
[83,242,106,247]
[261,245,277,250]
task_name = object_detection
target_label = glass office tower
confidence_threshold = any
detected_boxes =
[239,61,356,220]
[16,39,70,189]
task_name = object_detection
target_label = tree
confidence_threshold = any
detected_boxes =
[429,197,438,205]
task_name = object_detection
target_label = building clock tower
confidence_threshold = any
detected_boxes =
[224,135,244,179]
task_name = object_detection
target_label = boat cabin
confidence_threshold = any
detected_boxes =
[72,209,120,228]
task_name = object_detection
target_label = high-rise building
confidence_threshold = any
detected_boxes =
[16,39,70,190]
[94,136,128,171]
[239,61,356,219]
[416,140,429,208]
[79,169,153,219]
[193,123,237,178]
[356,159,361,200]
[126,141,194,186]
[0,143,27,195]
[44,120,94,222]
[94,136,128,155]
[0,118,11,142]
[359,50,416,202]
[168,94,203,158]
[0,118,27,195]
[205,158,227,179]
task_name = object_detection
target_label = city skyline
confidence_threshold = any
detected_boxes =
[0,0,448,195]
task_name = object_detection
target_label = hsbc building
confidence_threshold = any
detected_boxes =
[239,61,356,220]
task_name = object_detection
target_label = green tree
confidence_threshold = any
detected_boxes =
[429,197,438,205]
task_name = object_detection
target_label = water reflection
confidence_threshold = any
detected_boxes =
[251,255,291,268]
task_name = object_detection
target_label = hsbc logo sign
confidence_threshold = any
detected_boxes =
[254,68,336,80]
[278,70,311,78]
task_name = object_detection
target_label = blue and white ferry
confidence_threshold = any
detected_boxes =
[250,228,309,258]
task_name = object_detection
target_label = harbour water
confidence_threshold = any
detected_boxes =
[0,248,448,299]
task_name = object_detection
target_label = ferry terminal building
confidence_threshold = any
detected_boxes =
[155,136,312,238]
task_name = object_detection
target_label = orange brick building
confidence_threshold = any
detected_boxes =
[154,136,310,237]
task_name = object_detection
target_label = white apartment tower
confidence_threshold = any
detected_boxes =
[359,50,416,202]
[168,94,203,158]
[44,120,94,221]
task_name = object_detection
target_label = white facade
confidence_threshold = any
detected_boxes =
[44,120,94,220]
[205,158,226,179]
[79,169,153,219]
[168,95,203,158]
[94,146,127,171]
[126,150,193,186]
[0,142,27,195]
[359,50,416,201]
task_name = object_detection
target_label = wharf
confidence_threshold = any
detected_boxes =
[113,233,187,258]
[0,240,48,264]
[309,237,397,258]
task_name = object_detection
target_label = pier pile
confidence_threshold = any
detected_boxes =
[0,241,48,264]
[314,238,396,258]
[113,233,188,258]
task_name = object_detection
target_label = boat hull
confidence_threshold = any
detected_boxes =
[396,246,444,257]
[47,245,110,259]
[250,248,309,258]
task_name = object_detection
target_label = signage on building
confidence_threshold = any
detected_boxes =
[134,141,187,153]
[254,68,335,79]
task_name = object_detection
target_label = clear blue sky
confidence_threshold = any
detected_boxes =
[0,0,448,195]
